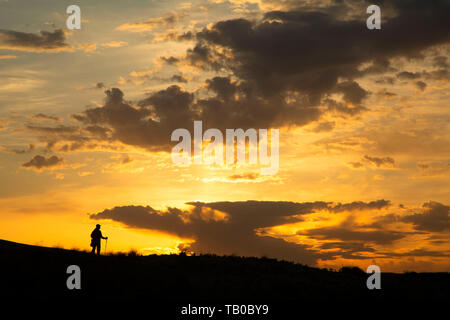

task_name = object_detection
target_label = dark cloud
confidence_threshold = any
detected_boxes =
[71,87,194,151]
[25,121,108,153]
[299,226,405,245]
[397,71,421,80]
[184,43,225,70]
[327,199,391,213]
[418,163,429,170]
[333,81,369,105]
[22,154,63,170]
[160,56,180,65]
[402,202,450,232]
[363,202,450,233]
[198,77,321,130]
[377,89,397,97]
[121,155,133,165]
[415,80,427,91]
[186,0,449,105]
[363,155,395,167]
[361,213,401,229]
[348,161,364,169]
[153,30,194,42]
[31,113,61,122]
[90,205,191,236]
[0,29,71,52]
[312,121,335,133]
[297,210,408,246]
[205,77,238,101]
[375,77,396,85]
[83,125,112,140]
[360,58,397,76]
[66,80,320,151]
[170,74,188,83]
[138,85,195,127]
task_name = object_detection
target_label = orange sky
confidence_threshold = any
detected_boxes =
[0,0,449,272]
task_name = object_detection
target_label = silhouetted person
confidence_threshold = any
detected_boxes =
[90,224,107,255]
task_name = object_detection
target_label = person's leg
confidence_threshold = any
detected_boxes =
[97,243,101,255]
[91,244,95,254]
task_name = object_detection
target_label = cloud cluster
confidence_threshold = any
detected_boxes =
[22,154,63,170]
[0,29,72,52]
[349,155,395,169]
[31,113,61,122]
[22,0,450,154]
[402,202,450,232]
[178,0,449,105]
[363,155,395,168]
[88,199,448,265]
[71,86,195,151]
[64,77,321,151]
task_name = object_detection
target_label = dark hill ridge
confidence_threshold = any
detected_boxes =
[0,239,449,301]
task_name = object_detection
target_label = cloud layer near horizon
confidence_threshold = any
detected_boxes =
[89,200,449,267]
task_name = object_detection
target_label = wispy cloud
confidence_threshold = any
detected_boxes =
[116,12,188,32]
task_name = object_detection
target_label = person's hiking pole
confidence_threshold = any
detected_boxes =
[104,238,108,255]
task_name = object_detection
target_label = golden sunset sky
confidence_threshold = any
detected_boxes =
[0,0,449,272]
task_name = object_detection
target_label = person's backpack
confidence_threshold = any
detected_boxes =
[90,230,95,247]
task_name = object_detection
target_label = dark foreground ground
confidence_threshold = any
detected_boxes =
[1,239,449,309]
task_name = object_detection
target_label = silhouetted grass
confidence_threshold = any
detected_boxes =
[1,239,449,300]
[106,249,141,257]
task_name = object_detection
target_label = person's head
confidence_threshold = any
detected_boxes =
[96,224,101,229]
